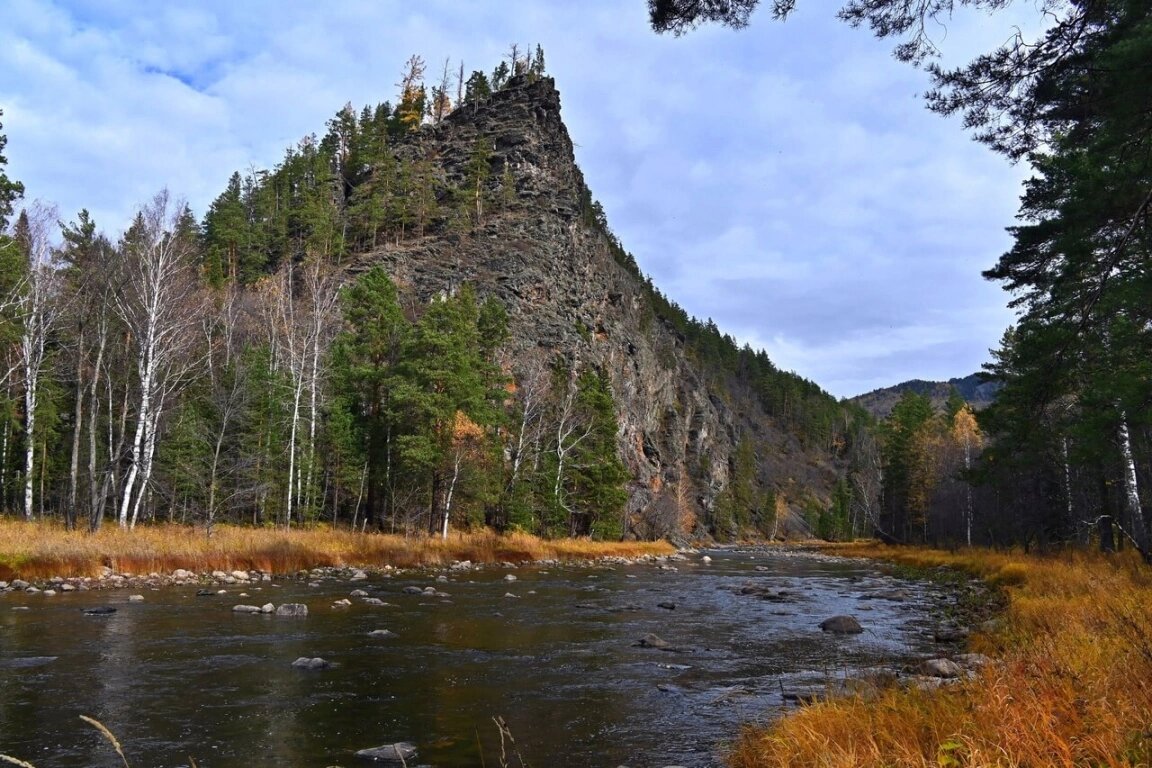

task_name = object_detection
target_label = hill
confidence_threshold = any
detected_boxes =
[850,373,1000,420]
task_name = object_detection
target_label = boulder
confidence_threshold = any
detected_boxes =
[60,583,76,592]
[657,601,676,610]
[83,606,117,615]
[260,603,276,613]
[934,627,970,643]
[819,616,864,634]
[128,595,144,603]
[362,598,392,607]
[12,579,30,590]
[917,658,965,678]
[275,603,309,617]
[332,599,352,607]
[368,629,397,638]
[172,568,193,580]
[350,569,369,581]
[350,589,369,598]
[401,586,423,595]
[355,742,418,762]
[232,605,262,613]
[291,657,331,670]
[638,633,669,648]
[503,574,518,582]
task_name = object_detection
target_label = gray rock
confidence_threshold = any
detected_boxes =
[355,742,418,762]
[820,615,864,634]
[232,604,262,613]
[638,633,669,648]
[503,574,518,582]
[362,598,392,606]
[260,603,276,613]
[657,601,676,610]
[350,589,369,597]
[128,594,145,603]
[172,568,193,580]
[60,583,76,592]
[332,598,352,607]
[955,652,993,668]
[83,606,117,615]
[275,603,309,617]
[25,586,40,594]
[934,627,970,643]
[917,658,965,678]
[402,586,423,595]
[12,579,29,590]
[291,657,331,670]
[231,570,250,581]
[350,569,369,581]
[368,629,397,638]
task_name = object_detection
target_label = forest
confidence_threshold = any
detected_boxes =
[0,49,865,542]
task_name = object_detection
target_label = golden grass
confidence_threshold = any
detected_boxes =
[730,542,1152,768]
[0,520,674,581]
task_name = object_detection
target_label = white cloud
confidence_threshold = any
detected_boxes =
[0,0,1038,397]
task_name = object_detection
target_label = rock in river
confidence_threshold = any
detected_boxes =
[82,606,117,616]
[355,742,418,762]
[819,615,864,634]
[275,603,309,617]
[291,657,331,670]
[638,633,669,648]
[917,658,965,679]
[368,629,397,639]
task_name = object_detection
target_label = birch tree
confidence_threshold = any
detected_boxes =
[8,204,62,520]
[113,191,203,529]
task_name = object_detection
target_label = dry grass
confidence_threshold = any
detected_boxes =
[730,542,1152,768]
[0,520,674,581]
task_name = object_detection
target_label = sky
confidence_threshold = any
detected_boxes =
[0,0,1043,398]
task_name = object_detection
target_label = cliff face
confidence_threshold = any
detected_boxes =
[351,75,838,536]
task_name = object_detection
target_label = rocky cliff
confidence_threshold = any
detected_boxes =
[351,75,845,538]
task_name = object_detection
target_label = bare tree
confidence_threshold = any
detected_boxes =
[113,191,204,529]
[8,203,63,520]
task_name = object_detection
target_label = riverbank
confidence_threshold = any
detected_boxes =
[730,542,1152,768]
[0,520,674,582]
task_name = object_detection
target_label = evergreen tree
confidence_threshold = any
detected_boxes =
[0,109,24,230]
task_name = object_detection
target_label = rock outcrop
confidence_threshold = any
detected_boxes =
[352,76,845,536]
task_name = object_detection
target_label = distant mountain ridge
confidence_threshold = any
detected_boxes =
[850,373,1000,420]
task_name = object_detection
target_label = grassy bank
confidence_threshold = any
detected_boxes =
[730,542,1152,768]
[0,520,674,581]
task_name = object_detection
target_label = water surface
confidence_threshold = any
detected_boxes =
[0,549,949,767]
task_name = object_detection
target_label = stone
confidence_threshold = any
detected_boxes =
[934,627,970,643]
[83,606,117,615]
[701,555,712,564]
[291,657,331,670]
[231,570,250,581]
[917,658,965,678]
[638,634,669,648]
[350,589,369,597]
[955,652,993,668]
[362,598,392,606]
[275,603,309,617]
[504,592,519,599]
[12,580,29,590]
[42,589,56,596]
[60,583,76,592]
[172,568,193,580]
[25,587,40,594]
[368,629,397,638]
[232,605,262,613]
[657,601,676,610]
[211,570,229,580]
[333,599,352,607]
[354,743,418,762]
[128,595,144,603]
[402,586,423,595]
[195,589,216,597]
[350,570,368,581]
[260,603,275,613]
[820,616,864,634]
[503,574,518,582]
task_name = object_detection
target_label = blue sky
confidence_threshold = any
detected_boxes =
[0,0,1040,398]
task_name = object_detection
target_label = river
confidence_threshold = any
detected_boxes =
[0,548,953,768]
